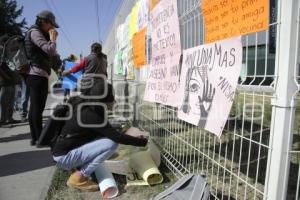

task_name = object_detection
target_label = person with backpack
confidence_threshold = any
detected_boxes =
[62,42,108,93]
[25,10,61,145]
[51,80,148,192]
[0,35,21,126]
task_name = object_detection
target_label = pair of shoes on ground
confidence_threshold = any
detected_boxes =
[67,171,99,192]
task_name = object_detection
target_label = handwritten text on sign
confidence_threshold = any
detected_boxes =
[202,0,269,43]
[177,37,242,137]
[143,0,181,107]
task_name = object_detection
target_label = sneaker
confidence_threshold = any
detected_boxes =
[0,120,8,126]
[67,171,99,191]
[30,140,36,146]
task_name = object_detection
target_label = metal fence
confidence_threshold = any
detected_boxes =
[104,0,300,199]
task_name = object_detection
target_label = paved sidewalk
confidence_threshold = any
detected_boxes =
[0,95,58,200]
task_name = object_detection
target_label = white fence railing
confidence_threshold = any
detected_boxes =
[104,0,300,199]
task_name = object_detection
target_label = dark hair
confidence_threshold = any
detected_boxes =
[35,17,47,27]
[91,42,102,58]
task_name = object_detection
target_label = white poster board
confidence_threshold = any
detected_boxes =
[143,0,181,107]
[177,37,242,137]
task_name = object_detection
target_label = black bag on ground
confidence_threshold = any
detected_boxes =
[153,174,210,200]
[37,104,69,148]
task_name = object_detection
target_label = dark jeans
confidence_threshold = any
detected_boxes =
[0,85,15,122]
[27,75,48,141]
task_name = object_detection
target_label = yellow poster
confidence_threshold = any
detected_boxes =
[202,0,269,43]
[132,28,147,68]
[129,1,141,39]
[150,0,160,11]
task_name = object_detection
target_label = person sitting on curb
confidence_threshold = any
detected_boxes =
[51,79,148,192]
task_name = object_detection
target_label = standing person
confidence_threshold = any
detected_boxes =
[0,35,20,126]
[62,43,108,93]
[25,10,60,146]
[15,70,30,122]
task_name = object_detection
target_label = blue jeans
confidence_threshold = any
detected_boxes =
[53,138,118,176]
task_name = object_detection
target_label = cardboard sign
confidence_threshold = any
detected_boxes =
[132,28,147,68]
[144,0,182,107]
[177,37,242,137]
[202,0,269,43]
[63,61,82,89]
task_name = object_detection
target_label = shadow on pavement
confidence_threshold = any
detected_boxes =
[0,133,31,143]
[0,150,55,177]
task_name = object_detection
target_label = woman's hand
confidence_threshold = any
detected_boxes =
[49,28,58,42]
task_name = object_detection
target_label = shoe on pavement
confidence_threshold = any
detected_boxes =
[0,120,8,126]
[30,140,36,146]
[67,171,99,191]
[7,119,21,124]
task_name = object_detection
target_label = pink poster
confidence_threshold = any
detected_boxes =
[177,37,242,137]
[143,0,181,107]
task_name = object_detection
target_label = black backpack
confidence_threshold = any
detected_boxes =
[0,36,21,86]
[37,104,69,148]
[2,33,31,74]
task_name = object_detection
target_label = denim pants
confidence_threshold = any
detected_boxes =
[53,138,118,176]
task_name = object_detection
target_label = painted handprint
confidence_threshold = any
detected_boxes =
[198,79,215,128]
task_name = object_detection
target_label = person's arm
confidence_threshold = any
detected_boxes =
[62,58,87,76]
[91,124,148,147]
[30,30,57,56]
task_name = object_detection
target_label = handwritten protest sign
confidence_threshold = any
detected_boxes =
[129,1,140,40]
[114,51,123,75]
[122,45,135,80]
[63,61,82,89]
[117,24,125,50]
[202,0,269,43]
[150,0,160,11]
[138,0,150,30]
[177,37,242,137]
[143,0,181,107]
[132,28,147,68]
[124,14,131,46]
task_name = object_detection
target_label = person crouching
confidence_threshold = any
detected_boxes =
[51,79,147,191]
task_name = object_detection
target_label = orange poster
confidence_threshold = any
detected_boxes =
[202,0,269,43]
[150,0,160,11]
[132,28,147,68]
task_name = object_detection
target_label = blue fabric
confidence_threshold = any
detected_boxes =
[53,138,118,176]
[63,61,82,89]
